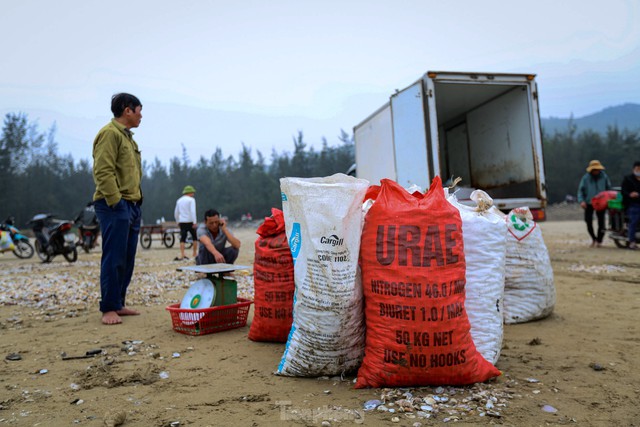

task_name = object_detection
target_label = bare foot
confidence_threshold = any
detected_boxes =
[102,311,122,325]
[116,307,140,316]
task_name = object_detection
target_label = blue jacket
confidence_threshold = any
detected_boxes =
[577,171,612,204]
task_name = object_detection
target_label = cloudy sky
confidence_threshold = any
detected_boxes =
[1,0,638,163]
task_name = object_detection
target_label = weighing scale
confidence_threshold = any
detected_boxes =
[177,263,251,307]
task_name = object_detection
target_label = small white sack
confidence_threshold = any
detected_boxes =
[447,190,507,365]
[501,207,555,324]
[277,173,369,376]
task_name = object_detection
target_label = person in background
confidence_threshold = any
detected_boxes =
[621,160,640,250]
[196,209,241,265]
[92,93,143,325]
[577,160,612,248]
[174,185,198,261]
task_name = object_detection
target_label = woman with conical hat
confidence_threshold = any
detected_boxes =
[577,160,612,247]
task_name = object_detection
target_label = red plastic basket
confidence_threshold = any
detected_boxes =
[166,298,253,336]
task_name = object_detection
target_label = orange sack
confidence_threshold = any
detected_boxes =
[355,177,501,388]
[248,208,295,342]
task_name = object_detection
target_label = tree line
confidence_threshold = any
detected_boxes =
[542,123,640,203]
[0,113,354,227]
[2,112,638,229]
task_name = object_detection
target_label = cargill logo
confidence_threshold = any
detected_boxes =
[289,223,302,263]
[320,235,343,247]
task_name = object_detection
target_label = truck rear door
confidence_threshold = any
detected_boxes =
[353,104,396,186]
[424,71,547,212]
[390,81,431,190]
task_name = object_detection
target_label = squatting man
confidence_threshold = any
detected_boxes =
[196,209,241,265]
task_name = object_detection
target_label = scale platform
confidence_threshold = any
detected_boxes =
[176,263,251,275]
[177,264,251,306]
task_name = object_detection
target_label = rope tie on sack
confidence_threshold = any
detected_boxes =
[475,196,493,212]
[470,189,494,213]
[450,177,462,189]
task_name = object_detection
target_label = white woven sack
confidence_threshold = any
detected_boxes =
[277,173,369,376]
[447,189,507,365]
[502,207,555,324]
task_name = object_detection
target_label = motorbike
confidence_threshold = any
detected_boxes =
[607,191,640,248]
[74,203,100,253]
[0,216,35,259]
[28,213,78,263]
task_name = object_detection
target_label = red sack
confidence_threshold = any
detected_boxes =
[591,190,618,211]
[248,208,295,342]
[355,177,501,388]
[364,185,381,201]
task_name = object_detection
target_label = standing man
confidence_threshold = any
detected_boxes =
[92,93,143,325]
[577,160,612,248]
[621,161,640,250]
[174,185,198,260]
[196,209,241,265]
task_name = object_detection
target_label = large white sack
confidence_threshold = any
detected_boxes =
[500,207,556,324]
[447,189,507,365]
[277,173,369,376]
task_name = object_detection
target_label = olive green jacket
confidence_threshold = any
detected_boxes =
[92,119,142,207]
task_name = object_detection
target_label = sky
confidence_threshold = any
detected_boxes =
[1,0,639,164]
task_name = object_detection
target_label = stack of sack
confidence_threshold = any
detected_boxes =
[247,173,555,388]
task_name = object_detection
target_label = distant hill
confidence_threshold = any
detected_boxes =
[542,103,640,135]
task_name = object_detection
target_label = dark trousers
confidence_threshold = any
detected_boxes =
[196,246,239,265]
[94,198,141,312]
[628,204,640,243]
[584,203,606,243]
[179,222,196,243]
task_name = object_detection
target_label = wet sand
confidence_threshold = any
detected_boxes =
[1,220,639,426]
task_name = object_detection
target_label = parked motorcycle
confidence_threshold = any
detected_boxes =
[0,216,35,259]
[28,213,78,263]
[74,202,100,253]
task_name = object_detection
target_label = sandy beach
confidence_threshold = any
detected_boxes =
[1,219,639,426]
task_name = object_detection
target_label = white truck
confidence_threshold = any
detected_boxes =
[352,70,547,220]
